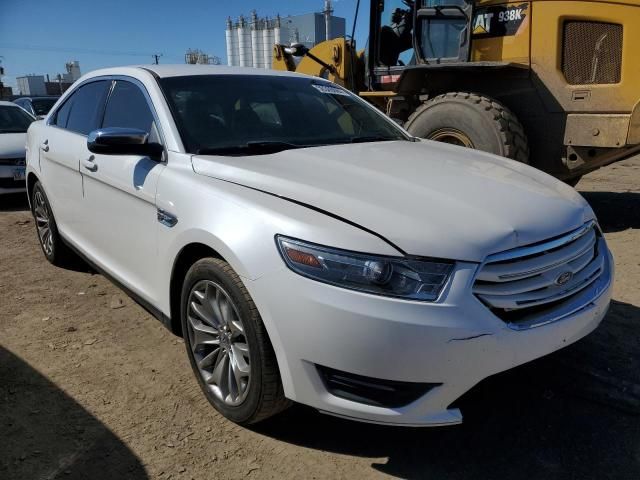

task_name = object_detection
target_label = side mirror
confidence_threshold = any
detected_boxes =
[87,127,163,159]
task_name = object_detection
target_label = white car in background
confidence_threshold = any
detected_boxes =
[0,101,34,195]
[25,66,613,427]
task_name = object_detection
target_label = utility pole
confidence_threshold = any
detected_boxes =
[152,53,163,65]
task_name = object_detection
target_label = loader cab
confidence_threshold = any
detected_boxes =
[369,0,474,88]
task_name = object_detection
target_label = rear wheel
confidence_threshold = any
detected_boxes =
[31,181,76,267]
[180,258,290,424]
[405,92,530,163]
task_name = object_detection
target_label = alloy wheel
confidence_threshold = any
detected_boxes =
[186,280,251,406]
[34,190,53,256]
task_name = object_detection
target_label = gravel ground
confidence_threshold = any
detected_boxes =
[1,158,639,480]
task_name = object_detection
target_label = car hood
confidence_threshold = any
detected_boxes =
[192,141,593,262]
[0,133,27,158]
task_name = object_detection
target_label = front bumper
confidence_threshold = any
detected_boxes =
[245,247,613,427]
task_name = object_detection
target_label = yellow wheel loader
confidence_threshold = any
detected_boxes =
[273,0,640,184]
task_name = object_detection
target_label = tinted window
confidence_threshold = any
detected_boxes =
[65,80,110,135]
[102,81,154,133]
[159,75,407,154]
[0,106,34,133]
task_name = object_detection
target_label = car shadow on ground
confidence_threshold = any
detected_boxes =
[0,346,148,480]
[253,299,640,480]
[581,191,640,232]
[0,192,29,212]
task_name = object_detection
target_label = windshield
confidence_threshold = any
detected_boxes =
[31,98,58,116]
[159,75,409,155]
[0,105,34,133]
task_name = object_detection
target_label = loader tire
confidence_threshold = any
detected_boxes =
[405,92,530,164]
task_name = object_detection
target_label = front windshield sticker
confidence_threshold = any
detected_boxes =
[311,84,350,97]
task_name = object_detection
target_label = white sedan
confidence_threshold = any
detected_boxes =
[25,66,613,426]
[0,101,34,194]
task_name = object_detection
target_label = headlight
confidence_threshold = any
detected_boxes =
[276,236,454,301]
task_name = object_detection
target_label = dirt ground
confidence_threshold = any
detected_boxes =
[1,158,639,480]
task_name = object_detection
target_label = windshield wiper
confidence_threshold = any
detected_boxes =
[197,141,308,156]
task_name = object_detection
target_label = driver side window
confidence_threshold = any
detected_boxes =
[102,81,155,134]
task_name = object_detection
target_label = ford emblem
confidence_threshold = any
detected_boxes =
[555,271,573,286]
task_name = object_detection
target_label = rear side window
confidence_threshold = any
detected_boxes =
[58,80,110,135]
[102,81,154,133]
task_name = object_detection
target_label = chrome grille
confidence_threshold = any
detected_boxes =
[473,222,605,327]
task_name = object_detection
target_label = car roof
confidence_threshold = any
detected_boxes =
[0,101,21,107]
[143,64,308,79]
[82,64,314,81]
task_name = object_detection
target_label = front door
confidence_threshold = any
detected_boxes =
[79,79,166,304]
[39,80,111,245]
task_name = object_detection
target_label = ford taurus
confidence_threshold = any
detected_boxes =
[25,65,613,426]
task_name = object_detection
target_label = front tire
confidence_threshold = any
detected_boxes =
[180,258,289,424]
[405,92,530,163]
[31,181,76,267]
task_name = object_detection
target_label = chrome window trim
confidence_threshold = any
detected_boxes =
[483,220,597,264]
[101,76,169,163]
[46,74,168,163]
[45,77,110,130]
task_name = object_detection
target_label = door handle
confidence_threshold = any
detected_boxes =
[40,140,49,152]
[82,156,97,172]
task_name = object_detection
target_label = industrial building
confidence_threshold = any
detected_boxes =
[225,0,346,69]
[16,75,47,96]
[16,61,82,96]
[60,61,81,84]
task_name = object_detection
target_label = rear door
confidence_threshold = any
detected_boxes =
[78,78,166,302]
[39,80,110,243]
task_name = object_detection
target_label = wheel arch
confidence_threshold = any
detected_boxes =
[167,239,292,403]
[166,230,279,336]
[26,171,39,208]
[395,63,530,99]
[168,242,222,336]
